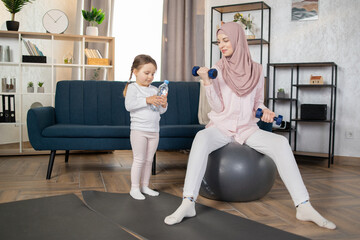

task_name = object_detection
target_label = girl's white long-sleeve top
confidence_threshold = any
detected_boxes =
[125,83,167,133]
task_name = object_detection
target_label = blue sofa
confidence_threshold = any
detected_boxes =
[27,80,205,179]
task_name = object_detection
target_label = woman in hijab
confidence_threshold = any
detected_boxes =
[164,22,336,230]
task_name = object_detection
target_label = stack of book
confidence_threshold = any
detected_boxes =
[22,39,46,63]
[85,48,109,65]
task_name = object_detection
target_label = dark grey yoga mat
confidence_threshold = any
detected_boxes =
[0,194,137,240]
[82,190,310,240]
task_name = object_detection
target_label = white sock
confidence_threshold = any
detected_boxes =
[164,198,196,225]
[141,186,159,196]
[130,188,145,200]
[296,201,336,229]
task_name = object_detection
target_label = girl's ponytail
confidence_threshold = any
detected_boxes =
[123,67,133,97]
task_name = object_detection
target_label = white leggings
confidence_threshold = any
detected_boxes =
[130,130,159,188]
[183,127,309,206]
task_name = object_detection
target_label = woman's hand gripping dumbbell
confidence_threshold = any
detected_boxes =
[192,66,218,79]
[255,108,283,125]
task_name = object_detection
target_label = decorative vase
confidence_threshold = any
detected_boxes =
[277,92,286,98]
[63,52,73,64]
[37,87,44,93]
[6,21,19,31]
[86,26,98,36]
[27,87,34,93]
[245,28,255,39]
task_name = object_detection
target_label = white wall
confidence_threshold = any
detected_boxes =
[205,0,360,157]
[0,0,77,33]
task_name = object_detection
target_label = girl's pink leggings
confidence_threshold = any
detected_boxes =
[130,130,159,188]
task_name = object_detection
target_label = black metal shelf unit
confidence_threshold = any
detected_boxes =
[267,62,337,167]
[210,2,271,76]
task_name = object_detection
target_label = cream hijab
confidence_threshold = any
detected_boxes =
[215,22,262,97]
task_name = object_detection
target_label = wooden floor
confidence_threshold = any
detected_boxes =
[0,150,359,240]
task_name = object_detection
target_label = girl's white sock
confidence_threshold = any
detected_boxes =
[141,186,159,196]
[130,188,145,200]
[164,198,196,225]
[296,201,336,229]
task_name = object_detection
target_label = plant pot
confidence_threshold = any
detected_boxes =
[37,87,44,93]
[245,28,255,39]
[27,87,34,93]
[6,21,19,31]
[277,92,286,98]
[86,26,98,36]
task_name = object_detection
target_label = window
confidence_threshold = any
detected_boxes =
[113,1,163,82]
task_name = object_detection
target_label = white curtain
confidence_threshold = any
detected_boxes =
[161,0,205,82]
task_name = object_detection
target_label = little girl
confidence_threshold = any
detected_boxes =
[124,54,168,200]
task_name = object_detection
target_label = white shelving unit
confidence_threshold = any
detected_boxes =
[0,30,115,155]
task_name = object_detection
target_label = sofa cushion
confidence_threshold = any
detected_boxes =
[153,82,201,126]
[55,81,130,126]
[160,125,205,138]
[42,124,130,138]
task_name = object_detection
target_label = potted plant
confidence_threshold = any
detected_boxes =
[1,0,35,31]
[82,7,105,36]
[277,88,285,98]
[37,81,44,93]
[233,13,255,39]
[27,81,34,93]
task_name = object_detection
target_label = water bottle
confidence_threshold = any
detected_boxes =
[151,80,169,111]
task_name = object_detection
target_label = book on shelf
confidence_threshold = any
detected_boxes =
[85,48,109,65]
[85,48,103,58]
[22,39,44,56]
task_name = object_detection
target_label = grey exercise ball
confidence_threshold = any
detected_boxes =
[200,142,277,202]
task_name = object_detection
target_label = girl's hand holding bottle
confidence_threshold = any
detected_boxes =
[146,94,167,108]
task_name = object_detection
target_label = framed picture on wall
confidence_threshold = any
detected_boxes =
[291,0,319,21]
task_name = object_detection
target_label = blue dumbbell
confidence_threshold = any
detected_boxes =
[256,108,283,125]
[192,66,218,79]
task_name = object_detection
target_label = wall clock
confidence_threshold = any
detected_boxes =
[42,9,69,34]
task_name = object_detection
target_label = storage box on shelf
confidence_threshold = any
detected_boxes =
[0,30,115,155]
[267,62,337,167]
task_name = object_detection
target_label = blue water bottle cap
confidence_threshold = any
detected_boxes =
[164,80,169,84]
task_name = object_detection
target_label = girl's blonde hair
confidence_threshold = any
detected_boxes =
[123,54,157,97]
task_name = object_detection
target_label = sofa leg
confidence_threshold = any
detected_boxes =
[65,150,69,163]
[46,150,56,180]
[152,152,156,175]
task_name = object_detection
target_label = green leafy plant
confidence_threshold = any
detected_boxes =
[27,81,33,87]
[278,88,285,93]
[82,7,105,27]
[38,81,44,87]
[1,0,35,21]
[233,13,253,30]
[91,67,101,80]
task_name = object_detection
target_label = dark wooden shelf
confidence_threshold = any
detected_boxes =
[212,39,269,45]
[210,1,270,70]
[269,62,337,67]
[213,2,270,13]
[267,62,337,167]
[268,97,297,101]
[291,118,333,123]
[292,84,336,88]
[272,128,295,133]
[294,151,331,159]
